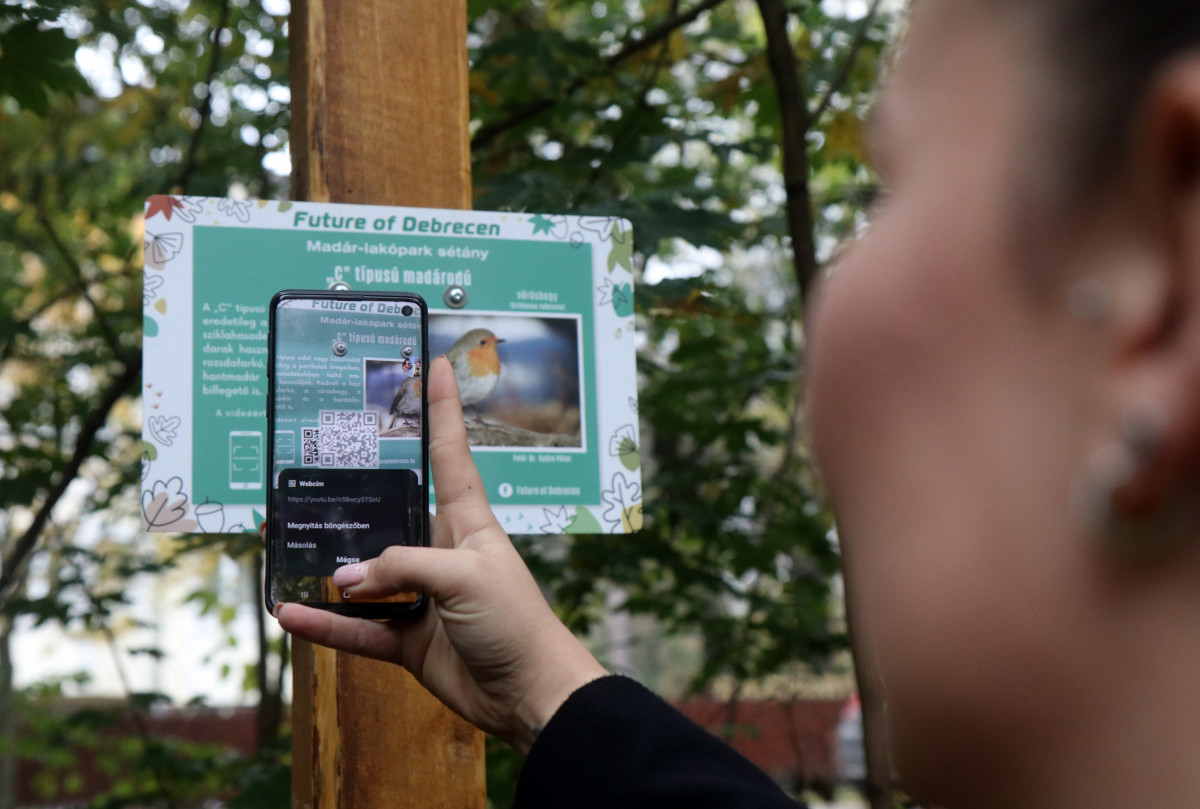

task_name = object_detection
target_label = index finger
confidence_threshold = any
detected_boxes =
[427,356,498,536]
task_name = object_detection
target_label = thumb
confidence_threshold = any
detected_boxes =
[333,544,482,602]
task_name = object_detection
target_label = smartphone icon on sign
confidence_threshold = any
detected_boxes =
[265,290,429,619]
[229,431,263,490]
[275,430,296,463]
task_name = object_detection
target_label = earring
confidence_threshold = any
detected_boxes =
[1071,402,1189,556]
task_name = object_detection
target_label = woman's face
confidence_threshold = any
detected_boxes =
[808,0,1115,799]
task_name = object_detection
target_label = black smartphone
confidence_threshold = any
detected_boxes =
[265,289,429,617]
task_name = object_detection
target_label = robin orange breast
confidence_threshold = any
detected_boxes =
[387,366,422,429]
[444,328,505,414]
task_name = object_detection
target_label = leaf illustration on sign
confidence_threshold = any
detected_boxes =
[566,507,603,535]
[540,506,574,534]
[605,221,633,274]
[215,198,254,222]
[611,283,633,317]
[144,231,184,269]
[596,277,616,306]
[600,472,643,533]
[146,415,181,446]
[145,195,184,221]
[146,195,204,223]
[608,424,640,471]
[577,216,618,240]
[596,277,634,317]
[143,273,163,305]
[530,214,571,241]
[173,196,205,223]
[142,477,192,529]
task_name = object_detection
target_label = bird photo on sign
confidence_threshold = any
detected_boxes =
[364,356,423,439]
[429,313,582,449]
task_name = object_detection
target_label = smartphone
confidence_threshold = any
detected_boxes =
[265,289,428,617]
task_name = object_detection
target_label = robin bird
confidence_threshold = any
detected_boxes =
[444,328,505,420]
[387,365,421,430]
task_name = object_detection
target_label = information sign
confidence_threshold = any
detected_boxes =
[141,196,642,535]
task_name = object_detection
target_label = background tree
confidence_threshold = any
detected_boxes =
[0,0,896,806]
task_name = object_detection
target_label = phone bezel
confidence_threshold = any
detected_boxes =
[265,289,429,618]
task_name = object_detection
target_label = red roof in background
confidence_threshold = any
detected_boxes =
[15,697,850,805]
[675,696,846,791]
[15,706,259,807]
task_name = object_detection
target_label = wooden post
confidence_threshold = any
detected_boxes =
[288,2,485,808]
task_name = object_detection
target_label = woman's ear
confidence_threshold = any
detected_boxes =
[1106,54,1200,526]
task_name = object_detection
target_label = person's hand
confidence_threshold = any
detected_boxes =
[275,356,607,753]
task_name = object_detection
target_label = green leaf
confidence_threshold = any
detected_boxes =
[0,21,93,116]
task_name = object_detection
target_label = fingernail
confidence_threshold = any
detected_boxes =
[273,603,284,619]
[333,563,365,588]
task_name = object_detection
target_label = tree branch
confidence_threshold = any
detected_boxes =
[754,0,818,301]
[755,8,892,807]
[574,0,681,207]
[175,0,232,193]
[0,0,228,616]
[0,356,142,608]
[471,0,729,152]
[809,0,884,124]
[37,211,121,354]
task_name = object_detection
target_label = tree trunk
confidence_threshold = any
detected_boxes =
[754,3,895,807]
[289,1,486,806]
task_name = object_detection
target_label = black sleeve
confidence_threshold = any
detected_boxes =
[513,675,800,809]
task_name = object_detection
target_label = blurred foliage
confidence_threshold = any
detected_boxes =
[475,0,889,691]
[0,0,893,806]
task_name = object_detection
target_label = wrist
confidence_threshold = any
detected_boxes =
[510,646,608,755]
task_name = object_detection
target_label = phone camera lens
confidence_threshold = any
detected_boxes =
[401,305,413,316]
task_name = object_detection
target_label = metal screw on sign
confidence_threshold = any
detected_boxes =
[402,345,414,358]
[330,281,351,291]
[333,341,348,357]
[443,285,467,308]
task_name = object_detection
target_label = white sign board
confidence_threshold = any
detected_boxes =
[141,196,642,535]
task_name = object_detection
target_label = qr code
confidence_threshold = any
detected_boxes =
[301,411,379,468]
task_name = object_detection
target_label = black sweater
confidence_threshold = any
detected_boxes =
[514,676,800,808]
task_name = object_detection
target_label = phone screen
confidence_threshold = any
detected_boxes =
[266,290,428,616]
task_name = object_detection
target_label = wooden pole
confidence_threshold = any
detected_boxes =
[288,2,484,808]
